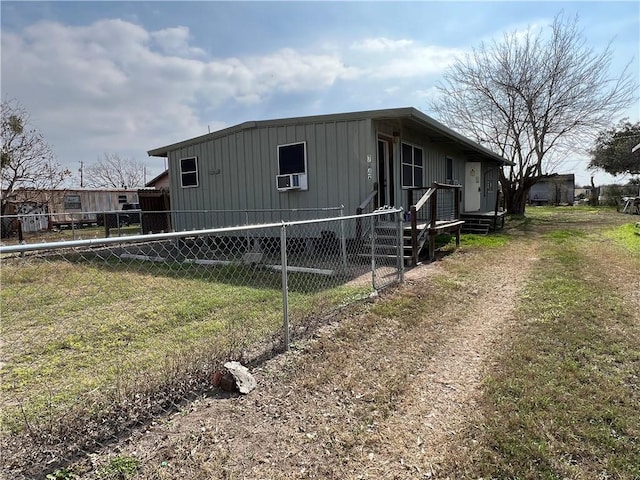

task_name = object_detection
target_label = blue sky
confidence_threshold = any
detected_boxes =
[2,1,639,187]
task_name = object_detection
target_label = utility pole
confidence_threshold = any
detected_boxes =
[79,161,84,187]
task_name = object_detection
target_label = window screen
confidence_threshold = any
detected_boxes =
[180,157,198,188]
[278,142,307,175]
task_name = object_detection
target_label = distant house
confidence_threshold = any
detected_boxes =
[1,188,139,233]
[529,174,575,206]
[147,107,511,233]
[139,170,171,233]
[145,170,169,190]
[574,187,592,202]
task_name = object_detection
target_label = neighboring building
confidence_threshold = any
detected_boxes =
[147,107,511,232]
[529,174,575,206]
[145,170,170,190]
[2,188,139,232]
[574,187,592,203]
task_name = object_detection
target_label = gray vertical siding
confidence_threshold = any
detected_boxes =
[168,118,374,230]
[165,115,504,231]
[378,122,474,211]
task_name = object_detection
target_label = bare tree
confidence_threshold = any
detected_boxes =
[1,98,71,215]
[85,153,147,189]
[431,13,636,214]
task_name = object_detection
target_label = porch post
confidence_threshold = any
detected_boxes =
[355,207,363,241]
[493,185,500,231]
[410,205,418,266]
[428,184,438,261]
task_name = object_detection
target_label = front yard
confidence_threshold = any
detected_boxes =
[2,206,639,479]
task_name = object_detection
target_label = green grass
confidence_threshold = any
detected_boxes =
[96,456,140,480]
[461,233,510,248]
[453,211,640,479]
[506,206,619,232]
[605,222,640,256]
[0,259,369,434]
[4,206,638,478]
[2,224,142,245]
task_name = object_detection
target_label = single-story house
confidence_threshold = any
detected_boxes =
[529,173,575,206]
[145,170,170,190]
[148,107,511,235]
[1,188,139,232]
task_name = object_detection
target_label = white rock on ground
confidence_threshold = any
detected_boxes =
[224,361,257,394]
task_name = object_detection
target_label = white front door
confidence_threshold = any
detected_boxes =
[465,162,482,211]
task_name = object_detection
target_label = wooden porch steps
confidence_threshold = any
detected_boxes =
[358,222,413,265]
[359,220,464,266]
[461,219,491,234]
[460,211,506,234]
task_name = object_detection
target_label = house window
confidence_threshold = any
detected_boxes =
[486,177,495,193]
[446,157,454,183]
[64,195,81,210]
[118,195,127,203]
[180,156,199,188]
[277,142,307,175]
[402,143,423,188]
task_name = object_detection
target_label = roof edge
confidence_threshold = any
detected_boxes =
[147,107,512,166]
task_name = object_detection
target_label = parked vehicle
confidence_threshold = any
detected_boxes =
[96,212,130,228]
[96,203,141,228]
[121,203,141,224]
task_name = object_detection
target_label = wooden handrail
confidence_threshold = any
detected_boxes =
[414,184,437,212]
[357,184,378,213]
[356,184,378,240]
[409,182,463,266]
[432,182,462,190]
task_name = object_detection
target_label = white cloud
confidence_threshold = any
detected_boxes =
[351,37,414,52]
[366,45,465,79]
[346,36,465,79]
[1,18,470,182]
[1,19,360,177]
[151,26,206,58]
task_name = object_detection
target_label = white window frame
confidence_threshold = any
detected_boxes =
[179,156,199,188]
[277,141,307,176]
[401,142,424,188]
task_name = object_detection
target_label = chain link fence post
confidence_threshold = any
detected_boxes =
[370,213,376,288]
[397,208,405,283]
[280,222,290,350]
[339,205,347,271]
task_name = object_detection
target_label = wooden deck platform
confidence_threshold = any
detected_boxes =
[461,210,506,233]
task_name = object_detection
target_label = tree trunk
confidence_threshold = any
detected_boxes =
[503,187,529,214]
[500,173,535,215]
[589,176,599,206]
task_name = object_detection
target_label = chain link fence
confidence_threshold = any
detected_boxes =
[0,207,346,245]
[0,208,403,478]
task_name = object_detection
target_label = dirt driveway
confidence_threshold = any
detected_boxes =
[79,235,540,479]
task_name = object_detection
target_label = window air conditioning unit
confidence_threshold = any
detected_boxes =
[276,173,307,191]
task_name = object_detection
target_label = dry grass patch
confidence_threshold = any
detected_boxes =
[440,209,640,479]
[0,257,370,477]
